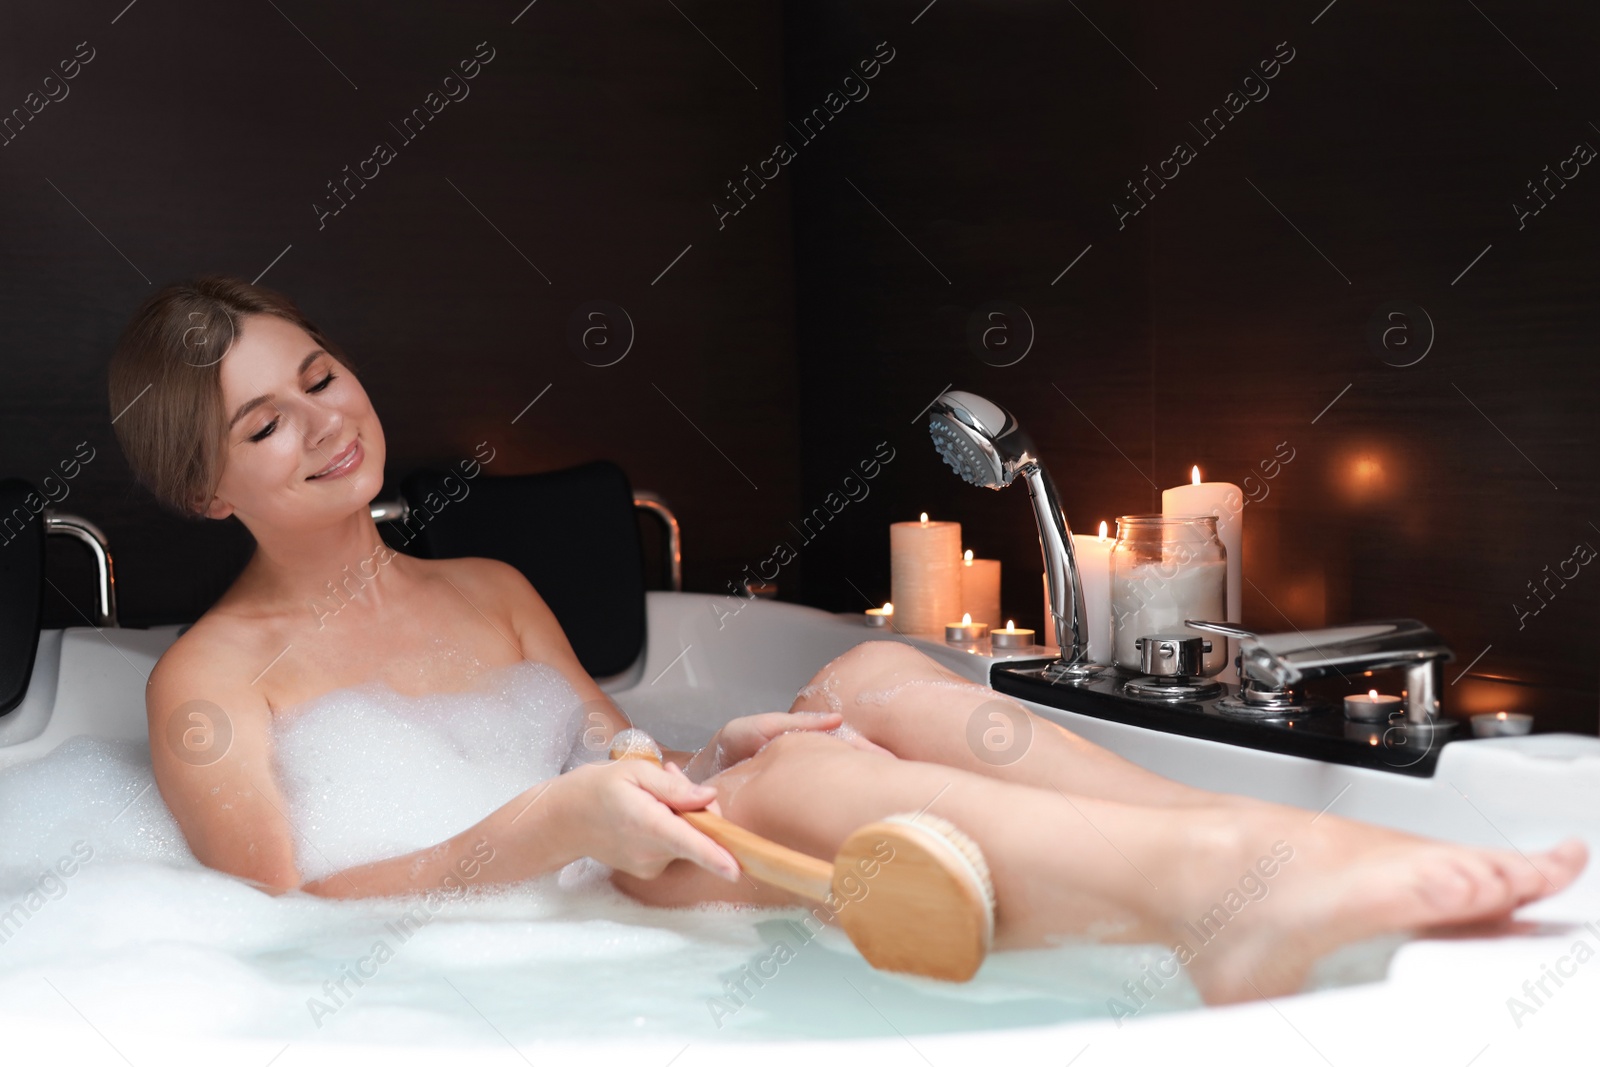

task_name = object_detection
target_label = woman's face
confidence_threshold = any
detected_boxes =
[206,313,385,529]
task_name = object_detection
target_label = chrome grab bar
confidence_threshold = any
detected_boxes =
[632,492,682,592]
[43,511,118,628]
[368,498,411,524]
[22,487,676,633]
[369,491,683,593]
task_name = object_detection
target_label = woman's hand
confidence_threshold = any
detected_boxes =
[682,711,894,782]
[562,758,742,882]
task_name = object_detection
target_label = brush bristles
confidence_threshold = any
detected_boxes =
[881,812,996,931]
[608,728,663,763]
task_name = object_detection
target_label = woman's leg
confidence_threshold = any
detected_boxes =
[613,730,1586,1003]
[792,640,1223,807]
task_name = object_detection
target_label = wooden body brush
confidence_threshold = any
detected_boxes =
[609,728,996,981]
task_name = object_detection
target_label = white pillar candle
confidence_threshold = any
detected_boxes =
[1070,520,1113,665]
[959,549,1002,630]
[1162,466,1243,682]
[890,513,962,634]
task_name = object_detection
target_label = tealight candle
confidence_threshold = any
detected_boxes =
[864,602,893,627]
[960,549,1002,630]
[1471,711,1533,738]
[944,612,988,644]
[890,512,962,634]
[1163,466,1243,681]
[1344,689,1402,723]
[990,619,1035,650]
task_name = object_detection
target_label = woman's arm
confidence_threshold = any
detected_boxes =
[146,630,740,899]
[300,756,738,898]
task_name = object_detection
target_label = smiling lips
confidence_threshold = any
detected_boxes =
[308,438,363,480]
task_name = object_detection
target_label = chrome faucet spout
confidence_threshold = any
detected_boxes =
[1238,619,1454,724]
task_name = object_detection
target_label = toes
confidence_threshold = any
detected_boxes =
[1510,838,1587,902]
[1414,839,1589,927]
[1547,839,1589,884]
[1448,844,1582,917]
[1416,855,1478,912]
[1505,854,1561,905]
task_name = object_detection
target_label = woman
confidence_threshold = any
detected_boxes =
[109,276,1585,1007]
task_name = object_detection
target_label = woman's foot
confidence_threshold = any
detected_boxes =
[1157,806,1588,1004]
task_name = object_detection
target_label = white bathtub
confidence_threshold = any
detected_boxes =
[1,592,1596,1064]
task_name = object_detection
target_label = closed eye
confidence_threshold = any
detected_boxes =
[245,373,338,443]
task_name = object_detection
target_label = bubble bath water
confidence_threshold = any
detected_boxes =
[0,660,1391,1045]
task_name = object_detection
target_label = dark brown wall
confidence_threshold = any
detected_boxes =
[787,1,1600,732]
[4,2,1596,732]
[1,0,800,625]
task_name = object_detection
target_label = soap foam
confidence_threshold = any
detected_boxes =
[268,660,588,881]
[855,676,975,706]
[0,661,1395,1045]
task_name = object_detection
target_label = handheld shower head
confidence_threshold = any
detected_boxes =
[926,390,1100,675]
[928,390,1033,489]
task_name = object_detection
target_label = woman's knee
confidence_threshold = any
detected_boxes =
[836,639,937,678]
[801,641,940,704]
[715,729,853,811]
[752,726,852,767]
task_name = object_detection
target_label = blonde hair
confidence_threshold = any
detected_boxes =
[107,275,355,517]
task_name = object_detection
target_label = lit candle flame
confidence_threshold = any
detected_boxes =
[964,548,974,563]
[1497,711,1508,720]
[1191,465,1201,485]
[1097,520,1108,541]
[920,512,929,525]
[961,612,972,625]
[1368,689,1378,701]
[1004,619,1015,631]
[883,602,893,614]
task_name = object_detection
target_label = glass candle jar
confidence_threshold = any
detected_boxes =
[1109,515,1228,676]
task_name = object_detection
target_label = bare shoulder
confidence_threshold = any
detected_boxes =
[143,609,299,887]
[146,609,281,723]
[417,555,569,660]
[419,555,547,615]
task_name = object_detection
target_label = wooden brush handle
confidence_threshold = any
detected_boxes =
[677,808,833,902]
[613,749,833,902]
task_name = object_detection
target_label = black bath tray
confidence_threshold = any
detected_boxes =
[990,659,1457,777]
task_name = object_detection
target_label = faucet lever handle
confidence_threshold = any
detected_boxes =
[1184,619,1258,640]
[1184,619,1302,707]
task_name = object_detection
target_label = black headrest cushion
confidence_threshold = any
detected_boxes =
[0,480,45,715]
[397,461,646,678]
